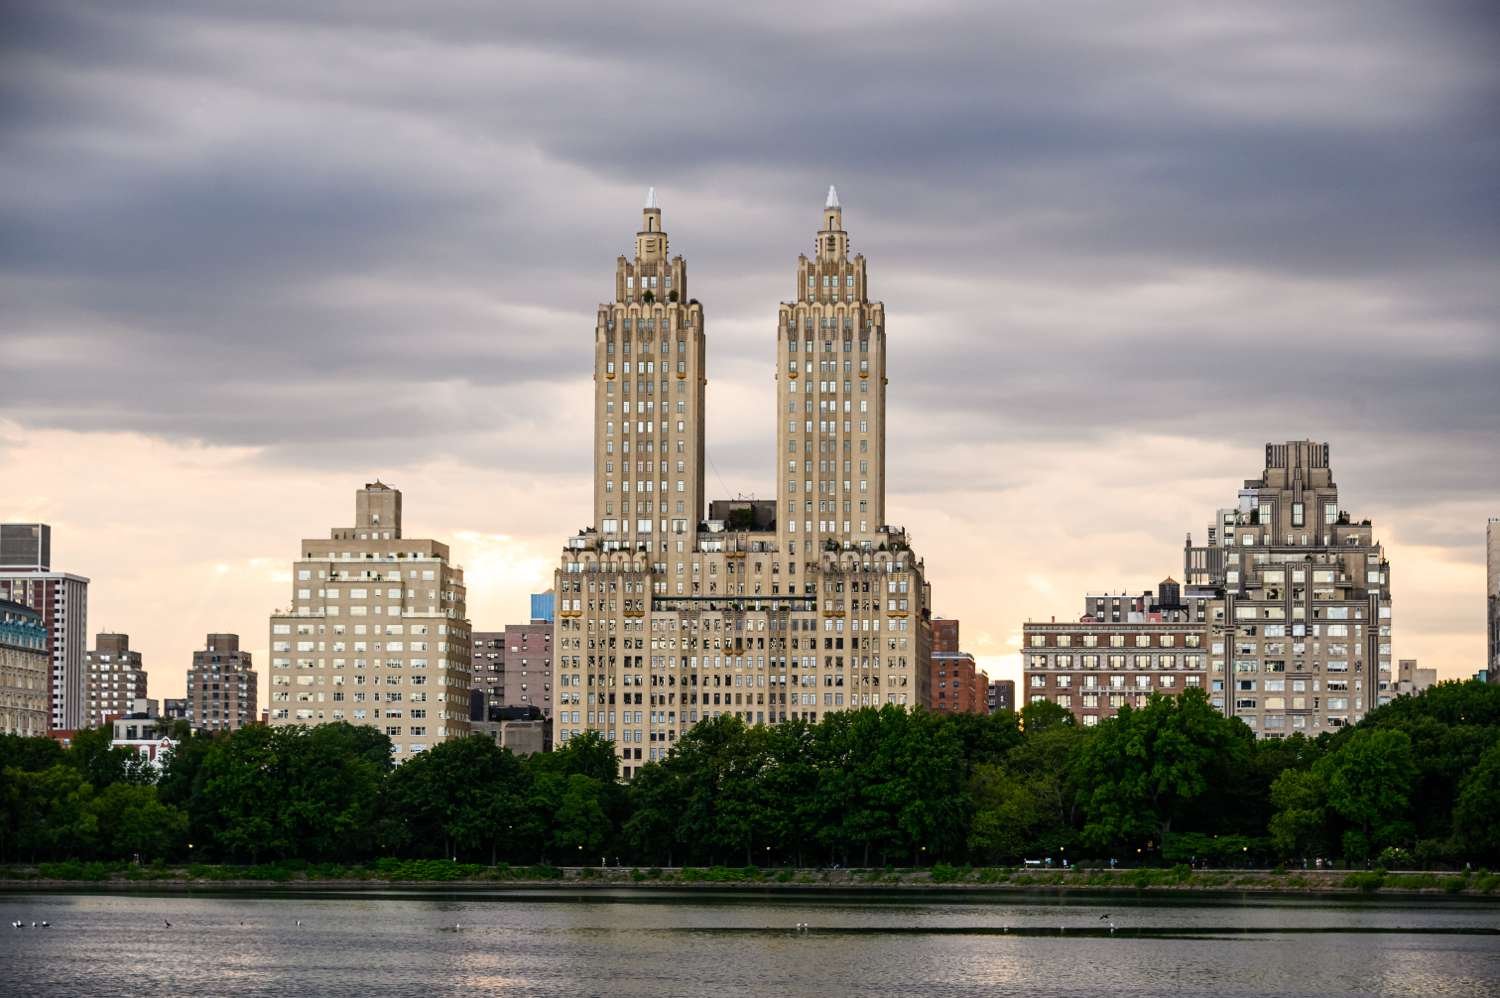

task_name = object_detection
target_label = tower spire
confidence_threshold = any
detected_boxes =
[825,185,840,209]
[645,186,658,210]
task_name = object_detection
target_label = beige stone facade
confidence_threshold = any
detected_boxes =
[268,482,471,757]
[85,633,146,728]
[554,190,932,777]
[0,598,49,737]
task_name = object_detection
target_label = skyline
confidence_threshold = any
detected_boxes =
[3,2,1498,703]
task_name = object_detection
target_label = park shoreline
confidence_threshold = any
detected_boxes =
[2,868,1496,899]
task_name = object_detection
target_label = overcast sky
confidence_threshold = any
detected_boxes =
[2,1,1497,698]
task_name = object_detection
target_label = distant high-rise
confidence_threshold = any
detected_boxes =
[1185,441,1392,734]
[188,633,257,732]
[85,633,146,728]
[552,190,933,776]
[0,524,51,571]
[529,591,556,624]
[1027,441,1391,736]
[1488,519,1499,684]
[928,618,987,714]
[0,598,49,736]
[471,619,553,719]
[267,482,471,756]
[0,523,89,730]
[987,678,1015,714]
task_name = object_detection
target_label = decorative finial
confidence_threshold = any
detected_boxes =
[825,185,840,209]
[645,186,658,210]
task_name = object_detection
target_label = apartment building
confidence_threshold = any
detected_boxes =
[553,189,933,777]
[987,678,1015,713]
[84,633,146,728]
[187,633,257,732]
[1024,619,1209,727]
[1185,441,1392,735]
[0,523,89,730]
[472,620,553,718]
[0,598,49,736]
[1025,441,1390,736]
[268,482,471,757]
[927,618,988,713]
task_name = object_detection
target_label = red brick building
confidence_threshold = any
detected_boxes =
[928,618,990,714]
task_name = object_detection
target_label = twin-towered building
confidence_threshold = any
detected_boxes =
[553,189,933,776]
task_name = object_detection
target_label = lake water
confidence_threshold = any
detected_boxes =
[1,888,1496,996]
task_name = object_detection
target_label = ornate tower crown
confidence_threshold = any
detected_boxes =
[818,184,848,261]
[637,186,665,262]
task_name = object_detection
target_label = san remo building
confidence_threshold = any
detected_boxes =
[553,188,933,776]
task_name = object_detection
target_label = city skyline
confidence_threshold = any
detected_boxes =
[3,2,1497,704]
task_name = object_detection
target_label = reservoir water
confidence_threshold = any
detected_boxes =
[1,889,1496,996]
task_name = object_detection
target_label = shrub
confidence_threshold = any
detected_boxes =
[1376,846,1412,869]
[1344,871,1385,892]
[929,863,963,884]
[39,860,109,881]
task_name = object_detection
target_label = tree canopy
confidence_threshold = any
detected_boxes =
[3,679,1498,868]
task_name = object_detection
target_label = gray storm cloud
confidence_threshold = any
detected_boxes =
[1,0,1496,543]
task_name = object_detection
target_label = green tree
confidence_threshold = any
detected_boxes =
[552,773,611,861]
[195,724,289,863]
[68,726,153,789]
[1316,728,1417,862]
[1451,739,1500,862]
[757,718,819,865]
[1267,767,1328,860]
[385,734,529,862]
[946,710,1023,774]
[968,763,1045,862]
[0,733,66,772]
[90,783,187,861]
[280,724,388,861]
[622,759,683,865]
[8,765,99,860]
[1019,699,1075,734]
[1077,689,1252,852]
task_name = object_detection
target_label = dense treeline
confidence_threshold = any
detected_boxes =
[2,683,1498,869]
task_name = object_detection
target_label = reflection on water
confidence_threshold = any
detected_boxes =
[1,890,1496,997]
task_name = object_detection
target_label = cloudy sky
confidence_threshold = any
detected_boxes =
[3,1,1497,701]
